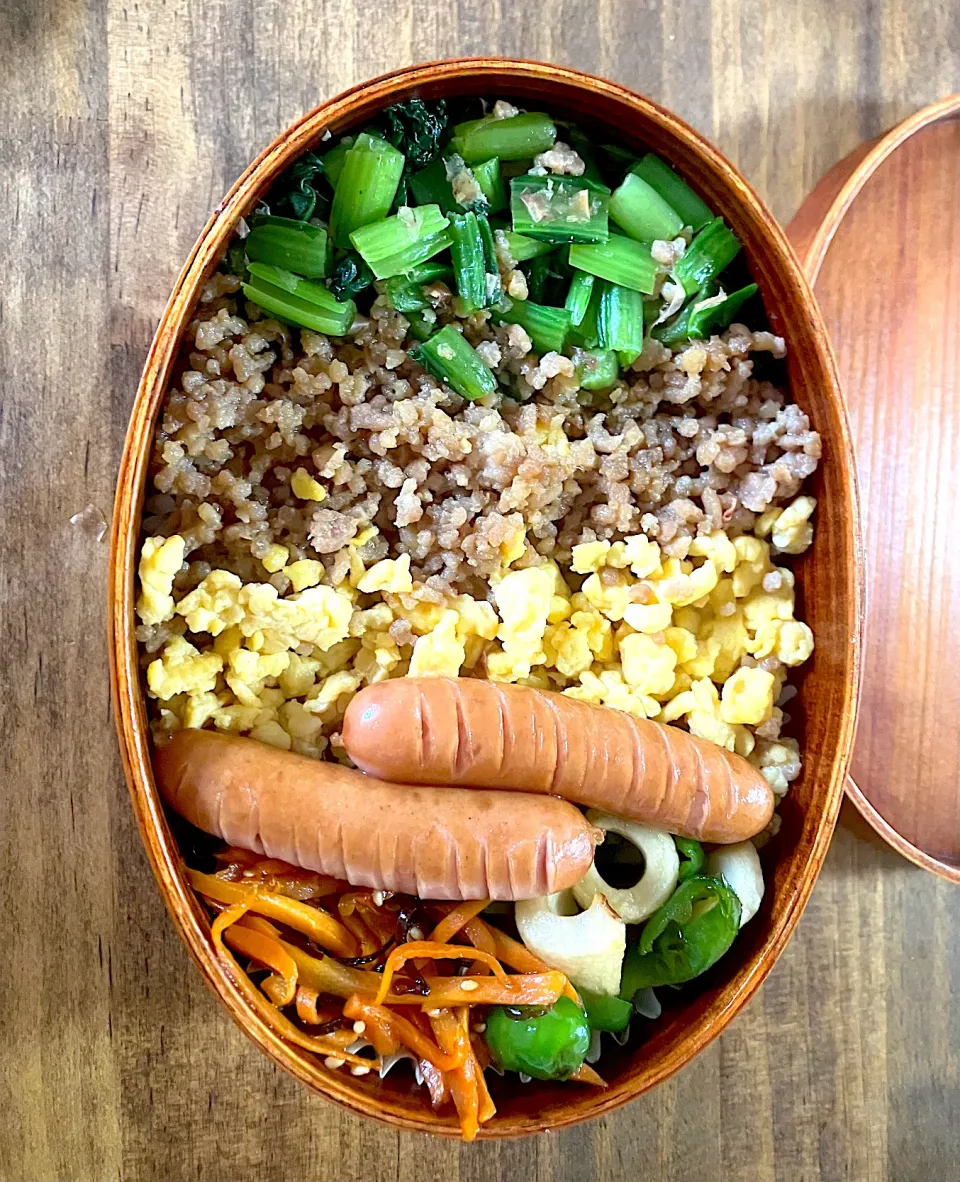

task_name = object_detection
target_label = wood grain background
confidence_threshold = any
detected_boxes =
[1,2,958,1179]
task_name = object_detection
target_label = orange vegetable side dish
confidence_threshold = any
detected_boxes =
[195,848,594,1140]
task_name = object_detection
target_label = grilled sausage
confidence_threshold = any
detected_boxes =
[342,678,774,843]
[154,729,598,900]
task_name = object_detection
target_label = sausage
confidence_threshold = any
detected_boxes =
[154,729,598,900]
[341,678,775,844]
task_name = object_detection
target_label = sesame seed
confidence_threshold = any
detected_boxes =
[409,926,424,941]
[372,891,385,907]
[473,1022,486,1033]
[427,1008,441,1018]
[352,1020,366,1035]
[351,1065,371,1077]
[323,1057,345,1069]
[459,980,479,992]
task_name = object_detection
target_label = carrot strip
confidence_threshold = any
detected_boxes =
[343,996,462,1070]
[376,941,510,1005]
[429,900,491,945]
[190,870,358,957]
[383,971,566,1009]
[210,903,376,1070]
[295,985,320,1024]
[461,918,497,958]
[221,923,298,1005]
[473,1046,496,1123]
[570,1063,608,1088]
[431,1008,480,1141]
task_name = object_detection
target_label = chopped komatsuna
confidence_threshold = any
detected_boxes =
[321,137,353,188]
[242,263,356,335]
[494,298,572,355]
[350,204,452,279]
[654,282,759,346]
[409,324,498,400]
[472,157,508,212]
[630,152,714,231]
[245,216,329,277]
[140,93,821,1143]
[574,347,619,390]
[609,172,683,243]
[672,216,742,295]
[449,211,500,312]
[564,271,595,326]
[450,110,557,162]
[510,175,611,244]
[597,282,645,356]
[499,229,555,262]
[384,260,453,313]
[568,235,658,293]
[408,155,459,212]
[329,132,405,248]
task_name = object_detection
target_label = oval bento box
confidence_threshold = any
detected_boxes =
[109,58,863,1136]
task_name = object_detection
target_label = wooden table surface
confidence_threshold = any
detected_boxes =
[2,1,959,1179]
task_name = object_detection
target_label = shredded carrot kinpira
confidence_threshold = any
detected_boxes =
[429,900,491,944]
[192,852,580,1142]
[190,869,359,957]
[375,941,510,1005]
[210,903,377,1071]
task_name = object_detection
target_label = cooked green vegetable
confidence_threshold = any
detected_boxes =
[631,153,713,232]
[568,235,658,293]
[674,837,705,882]
[579,988,633,1033]
[242,264,356,336]
[672,217,742,296]
[326,251,374,301]
[598,282,644,355]
[564,271,596,327]
[500,229,555,263]
[510,175,610,244]
[374,99,449,170]
[570,280,603,348]
[405,309,435,341]
[472,157,508,212]
[384,261,453,313]
[495,298,572,355]
[321,139,353,189]
[449,211,490,311]
[329,132,405,248]
[267,150,326,221]
[349,204,451,279]
[245,216,329,278]
[410,324,498,400]
[609,172,683,243]
[408,156,458,212]
[619,876,742,995]
[450,111,557,163]
[654,282,759,345]
[576,347,620,390]
[484,996,590,1080]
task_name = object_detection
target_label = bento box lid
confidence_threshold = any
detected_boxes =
[786,94,960,883]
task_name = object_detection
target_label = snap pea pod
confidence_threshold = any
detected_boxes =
[619,875,741,996]
[484,996,590,1080]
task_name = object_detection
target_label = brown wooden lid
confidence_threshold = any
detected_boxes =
[787,95,960,883]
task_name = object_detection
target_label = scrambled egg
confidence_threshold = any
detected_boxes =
[137,535,186,626]
[140,506,815,777]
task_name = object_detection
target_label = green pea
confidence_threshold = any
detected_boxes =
[620,875,742,997]
[579,988,633,1033]
[484,995,590,1080]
